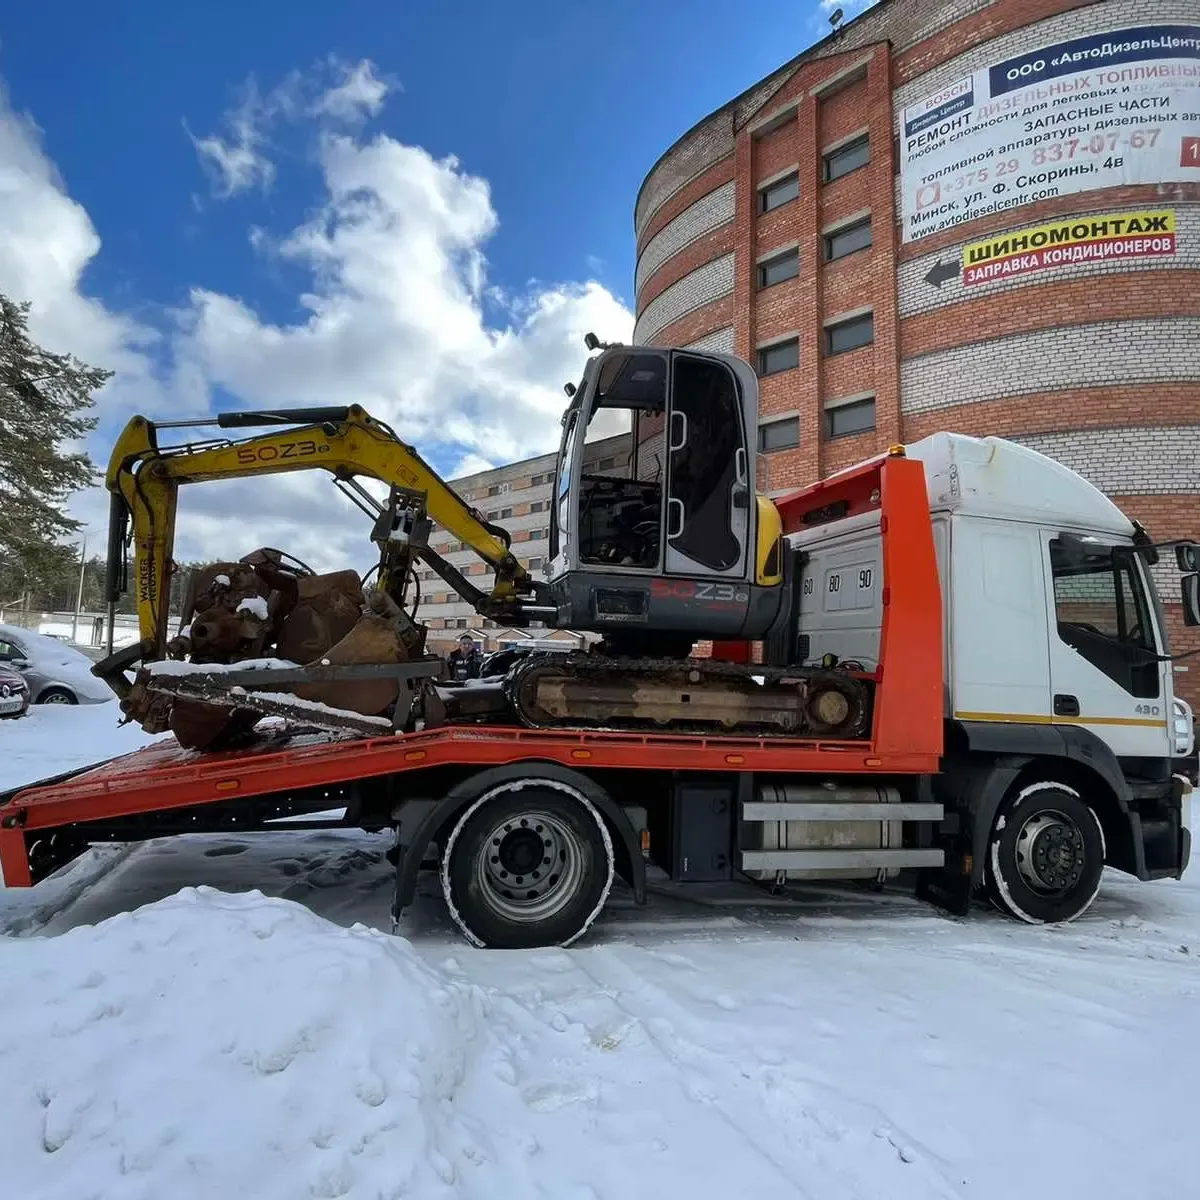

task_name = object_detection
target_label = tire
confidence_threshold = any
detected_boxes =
[440,779,615,949]
[38,688,77,705]
[985,780,1106,925]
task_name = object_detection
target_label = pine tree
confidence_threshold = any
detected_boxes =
[0,292,111,600]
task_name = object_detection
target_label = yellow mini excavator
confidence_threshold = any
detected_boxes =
[95,337,870,750]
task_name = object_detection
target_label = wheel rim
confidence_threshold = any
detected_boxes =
[42,692,71,705]
[473,809,586,924]
[1014,809,1085,895]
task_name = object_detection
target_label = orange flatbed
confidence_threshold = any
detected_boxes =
[1,451,946,892]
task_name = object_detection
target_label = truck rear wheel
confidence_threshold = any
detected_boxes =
[985,780,1105,924]
[440,779,615,949]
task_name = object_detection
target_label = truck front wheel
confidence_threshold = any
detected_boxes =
[985,780,1106,924]
[440,779,615,949]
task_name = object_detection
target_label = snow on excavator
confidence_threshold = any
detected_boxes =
[93,338,869,751]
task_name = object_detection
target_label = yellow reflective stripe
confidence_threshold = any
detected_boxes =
[954,711,1167,729]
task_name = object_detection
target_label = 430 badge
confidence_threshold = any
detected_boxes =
[235,439,331,465]
[651,579,749,606]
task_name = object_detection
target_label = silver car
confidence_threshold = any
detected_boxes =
[0,623,113,706]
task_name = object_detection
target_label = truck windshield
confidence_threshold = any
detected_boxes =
[1049,537,1159,698]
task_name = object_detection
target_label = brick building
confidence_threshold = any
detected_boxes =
[632,0,1200,703]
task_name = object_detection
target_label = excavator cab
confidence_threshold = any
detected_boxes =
[546,341,787,653]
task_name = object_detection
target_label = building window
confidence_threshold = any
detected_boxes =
[757,416,800,453]
[823,134,870,183]
[528,557,544,570]
[530,500,546,513]
[758,247,799,289]
[530,471,552,486]
[500,507,513,519]
[827,396,876,439]
[487,481,513,497]
[759,171,799,213]
[825,312,874,355]
[824,217,872,262]
[757,338,799,377]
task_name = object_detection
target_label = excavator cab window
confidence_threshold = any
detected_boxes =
[571,351,667,571]
[551,347,752,583]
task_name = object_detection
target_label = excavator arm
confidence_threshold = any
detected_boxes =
[103,404,543,661]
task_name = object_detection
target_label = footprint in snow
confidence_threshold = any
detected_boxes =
[202,843,250,858]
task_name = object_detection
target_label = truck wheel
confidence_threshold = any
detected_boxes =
[985,780,1106,924]
[440,779,615,949]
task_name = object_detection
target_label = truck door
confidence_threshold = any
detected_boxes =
[663,350,750,581]
[1041,532,1173,759]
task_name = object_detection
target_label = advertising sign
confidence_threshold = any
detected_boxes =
[960,209,1177,285]
[899,23,1200,242]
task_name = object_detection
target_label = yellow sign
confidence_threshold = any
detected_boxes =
[961,210,1177,286]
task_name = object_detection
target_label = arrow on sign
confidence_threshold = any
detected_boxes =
[924,259,961,288]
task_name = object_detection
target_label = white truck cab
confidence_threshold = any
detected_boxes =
[789,432,1194,921]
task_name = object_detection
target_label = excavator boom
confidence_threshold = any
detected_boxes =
[104,403,540,660]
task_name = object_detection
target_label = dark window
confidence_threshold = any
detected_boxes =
[758,416,800,453]
[758,338,799,376]
[530,472,552,486]
[667,354,744,572]
[758,248,799,289]
[827,397,876,439]
[499,507,513,519]
[1049,538,1159,697]
[759,172,799,213]
[528,557,543,570]
[823,134,870,183]
[485,510,498,520]
[530,500,546,513]
[825,312,874,355]
[598,457,617,470]
[824,217,872,261]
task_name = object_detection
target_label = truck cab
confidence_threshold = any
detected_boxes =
[789,432,1193,912]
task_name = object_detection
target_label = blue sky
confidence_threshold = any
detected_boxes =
[0,0,868,566]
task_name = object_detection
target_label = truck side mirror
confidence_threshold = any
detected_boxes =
[1183,573,1200,628]
[1175,542,1200,573]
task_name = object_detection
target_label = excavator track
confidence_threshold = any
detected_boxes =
[501,652,872,740]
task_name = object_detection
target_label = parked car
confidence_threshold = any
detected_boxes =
[0,623,112,706]
[0,662,30,719]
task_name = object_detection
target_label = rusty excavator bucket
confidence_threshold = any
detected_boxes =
[133,548,424,752]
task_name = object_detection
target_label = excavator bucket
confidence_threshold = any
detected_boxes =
[292,610,409,716]
[275,571,365,665]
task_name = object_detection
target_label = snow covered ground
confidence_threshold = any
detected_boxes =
[1,707,1197,1199]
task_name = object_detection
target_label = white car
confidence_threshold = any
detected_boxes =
[0,623,113,706]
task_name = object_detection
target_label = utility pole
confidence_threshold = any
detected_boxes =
[71,535,87,644]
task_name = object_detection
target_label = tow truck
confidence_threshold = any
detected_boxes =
[1,350,1196,946]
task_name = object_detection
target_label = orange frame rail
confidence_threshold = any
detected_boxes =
[0,451,944,888]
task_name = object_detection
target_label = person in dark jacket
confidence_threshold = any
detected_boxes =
[446,634,483,682]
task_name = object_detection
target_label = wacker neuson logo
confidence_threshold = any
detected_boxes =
[961,209,1177,285]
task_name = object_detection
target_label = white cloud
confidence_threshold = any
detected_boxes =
[0,61,634,574]
[189,77,278,198]
[189,58,395,200]
[178,127,633,468]
[0,79,172,430]
[312,58,392,124]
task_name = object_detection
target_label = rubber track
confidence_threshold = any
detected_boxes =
[502,651,871,738]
